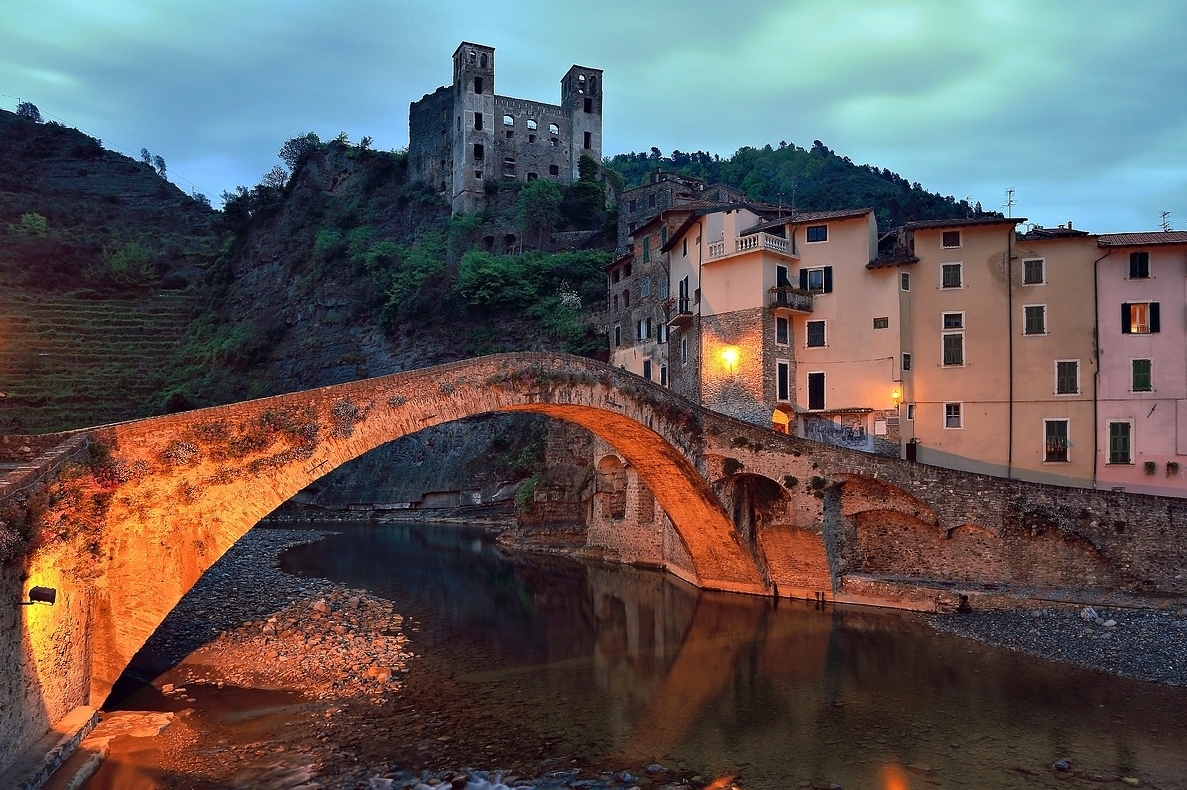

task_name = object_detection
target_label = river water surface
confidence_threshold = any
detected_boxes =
[271,522,1187,789]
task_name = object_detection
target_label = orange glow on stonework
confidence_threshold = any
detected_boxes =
[720,347,739,372]
[879,764,910,790]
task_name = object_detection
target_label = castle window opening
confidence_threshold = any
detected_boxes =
[549,164,559,176]
[583,131,592,149]
[584,97,592,113]
[506,130,514,139]
[473,143,484,161]
[578,74,586,91]
[527,172,538,181]
[503,114,514,126]
[474,169,483,179]
[589,77,596,93]
[473,112,483,130]
[480,53,487,67]
[473,76,483,94]
[528,134,536,143]
[469,50,476,64]
[550,137,559,147]
[549,123,560,135]
[527,119,538,131]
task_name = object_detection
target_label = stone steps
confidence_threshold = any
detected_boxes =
[0,706,98,790]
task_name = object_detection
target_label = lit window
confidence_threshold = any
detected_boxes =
[806,320,826,347]
[1129,252,1150,279]
[942,230,961,248]
[1024,305,1046,335]
[1108,421,1132,464]
[1023,259,1045,284]
[806,225,828,243]
[1045,420,1069,462]
[1055,360,1079,395]
[941,263,962,288]
[1123,302,1159,334]
[1132,358,1152,392]
[944,403,962,429]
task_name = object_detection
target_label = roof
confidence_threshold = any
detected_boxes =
[659,201,782,252]
[741,207,874,236]
[1017,225,1092,240]
[1097,231,1187,248]
[604,250,634,270]
[903,216,1025,230]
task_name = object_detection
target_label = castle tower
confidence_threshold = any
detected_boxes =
[452,43,496,214]
[561,65,604,181]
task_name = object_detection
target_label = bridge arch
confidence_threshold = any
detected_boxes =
[80,353,765,702]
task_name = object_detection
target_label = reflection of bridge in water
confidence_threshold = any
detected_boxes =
[7,352,1187,712]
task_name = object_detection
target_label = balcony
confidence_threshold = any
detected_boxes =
[707,232,798,262]
[768,286,813,314]
[664,297,694,327]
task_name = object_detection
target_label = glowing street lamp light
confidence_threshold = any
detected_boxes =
[720,347,740,373]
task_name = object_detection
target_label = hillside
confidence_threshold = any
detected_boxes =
[608,141,992,227]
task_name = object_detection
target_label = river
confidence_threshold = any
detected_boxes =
[97,521,1187,789]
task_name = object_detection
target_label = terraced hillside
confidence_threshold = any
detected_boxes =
[0,292,194,433]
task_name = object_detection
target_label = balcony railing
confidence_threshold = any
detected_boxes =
[664,297,694,326]
[707,232,798,261]
[768,286,814,314]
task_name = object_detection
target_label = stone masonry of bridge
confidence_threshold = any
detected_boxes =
[4,351,1187,776]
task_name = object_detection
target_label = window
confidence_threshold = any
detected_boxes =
[549,123,560,135]
[942,230,961,248]
[906,404,915,420]
[628,199,637,213]
[901,272,911,291]
[1044,419,1069,462]
[1055,360,1079,395]
[661,227,668,246]
[583,131,591,149]
[776,316,789,345]
[680,338,688,363]
[656,323,668,343]
[642,359,652,381]
[806,225,828,243]
[583,97,593,113]
[643,238,651,262]
[1132,358,1152,392]
[613,326,621,347]
[902,352,912,372]
[659,279,669,299]
[806,320,826,347]
[527,119,537,131]
[549,165,559,176]
[682,238,688,257]
[641,276,650,297]
[648,193,656,208]
[622,262,632,277]
[1122,302,1160,334]
[1108,421,1132,464]
[873,317,889,329]
[473,112,483,130]
[636,317,652,340]
[807,372,825,410]
[1023,304,1047,335]
[942,313,964,366]
[1023,259,1045,284]
[473,77,483,94]
[776,361,790,402]
[941,263,962,288]
[1129,252,1150,279]
[622,290,629,308]
[474,170,483,179]
[800,266,833,293]
[473,143,484,161]
[480,53,487,67]
[660,365,668,387]
[503,114,514,127]
[944,402,962,429]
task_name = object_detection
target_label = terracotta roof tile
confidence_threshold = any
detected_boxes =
[741,207,874,236]
[866,255,919,269]
[903,216,1024,230]
[1098,231,1187,247]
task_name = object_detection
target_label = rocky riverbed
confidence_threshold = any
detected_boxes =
[929,604,1187,687]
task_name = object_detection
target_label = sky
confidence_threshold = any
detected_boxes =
[1,0,1185,233]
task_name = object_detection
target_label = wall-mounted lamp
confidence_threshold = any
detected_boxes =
[720,346,740,373]
[21,586,56,606]
[892,388,901,406]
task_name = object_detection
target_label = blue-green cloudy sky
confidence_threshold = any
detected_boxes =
[2,0,1184,232]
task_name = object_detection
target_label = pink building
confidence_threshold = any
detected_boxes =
[1095,231,1187,495]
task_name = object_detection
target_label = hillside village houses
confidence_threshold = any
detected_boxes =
[607,182,1187,499]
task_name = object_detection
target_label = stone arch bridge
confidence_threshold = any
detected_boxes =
[8,352,1187,705]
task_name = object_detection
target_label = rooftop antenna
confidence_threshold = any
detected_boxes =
[789,180,798,217]
[1160,211,1172,232]
[1003,188,1016,218]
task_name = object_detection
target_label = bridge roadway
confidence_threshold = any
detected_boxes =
[7,351,1187,707]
